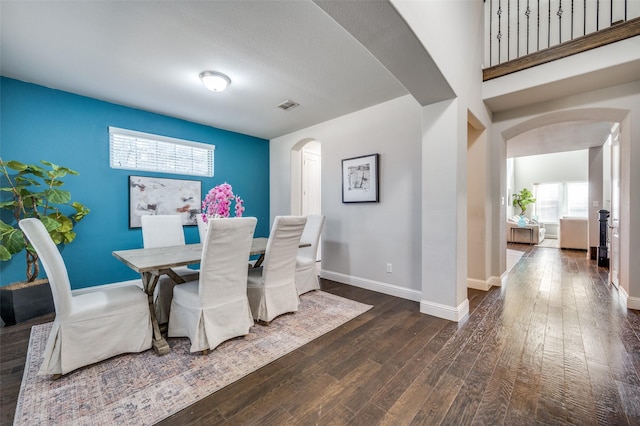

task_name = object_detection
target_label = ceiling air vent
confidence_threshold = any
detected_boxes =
[276,100,300,111]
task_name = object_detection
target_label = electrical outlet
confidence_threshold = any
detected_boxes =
[386,263,392,273]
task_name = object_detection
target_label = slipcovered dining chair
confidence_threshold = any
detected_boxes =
[196,214,208,243]
[18,218,152,377]
[168,217,257,353]
[247,215,306,323]
[295,214,325,295]
[141,214,199,324]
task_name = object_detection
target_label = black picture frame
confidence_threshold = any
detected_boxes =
[342,153,379,203]
[128,175,201,228]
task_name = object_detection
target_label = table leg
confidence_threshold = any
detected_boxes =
[141,271,170,356]
[253,254,265,268]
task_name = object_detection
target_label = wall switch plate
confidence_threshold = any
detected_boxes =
[386,263,392,273]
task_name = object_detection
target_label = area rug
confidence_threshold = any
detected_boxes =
[506,248,525,273]
[14,291,372,425]
[536,238,560,248]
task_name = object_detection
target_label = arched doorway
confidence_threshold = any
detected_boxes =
[500,108,630,293]
[291,138,322,261]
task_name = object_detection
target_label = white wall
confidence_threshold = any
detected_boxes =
[393,0,489,320]
[393,0,489,124]
[513,150,588,237]
[467,122,492,288]
[271,95,423,301]
[514,150,588,189]
[273,2,490,321]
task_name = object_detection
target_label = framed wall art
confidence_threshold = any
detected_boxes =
[342,153,379,203]
[129,176,201,228]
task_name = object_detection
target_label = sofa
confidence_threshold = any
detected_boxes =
[506,216,545,244]
[559,217,588,250]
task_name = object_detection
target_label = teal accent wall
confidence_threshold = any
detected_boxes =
[0,77,270,288]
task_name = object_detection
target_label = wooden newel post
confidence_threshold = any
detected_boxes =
[598,209,610,267]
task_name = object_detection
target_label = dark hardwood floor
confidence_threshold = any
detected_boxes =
[2,244,639,425]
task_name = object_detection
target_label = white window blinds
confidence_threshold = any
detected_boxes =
[533,181,589,223]
[109,127,214,177]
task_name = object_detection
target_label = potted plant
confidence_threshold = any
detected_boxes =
[512,188,536,216]
[0,159,90,324]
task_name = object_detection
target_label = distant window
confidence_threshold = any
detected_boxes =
[566,182,589,217]
[109,127,214,177]
[533,181,588,223]
[534,183,561,223]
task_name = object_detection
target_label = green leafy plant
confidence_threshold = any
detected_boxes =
[512,188,536,216]
[0,159,90,282]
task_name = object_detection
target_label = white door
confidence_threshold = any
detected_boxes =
[302,149,321,260]
[610,128,620,289]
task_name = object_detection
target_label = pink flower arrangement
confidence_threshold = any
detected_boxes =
[201,182,245,221]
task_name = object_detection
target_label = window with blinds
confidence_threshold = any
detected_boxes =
[533,181,588,223]
[533,183,561,223]
[109,127,214,177]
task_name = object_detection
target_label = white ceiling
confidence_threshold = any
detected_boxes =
[1,1,414,140]
[507,120,614,158]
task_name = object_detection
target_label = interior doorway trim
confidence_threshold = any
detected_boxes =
[290,138,319,215]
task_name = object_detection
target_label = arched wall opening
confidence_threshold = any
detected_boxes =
[497,107,631,301]
[290,138,321,216]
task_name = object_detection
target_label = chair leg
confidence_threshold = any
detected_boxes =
[52,374,62,380]
[201,349,210,355]
[256,319,270,326]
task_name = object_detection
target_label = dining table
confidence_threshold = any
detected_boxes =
[112,237,309,355]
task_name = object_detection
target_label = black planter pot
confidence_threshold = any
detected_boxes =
[0,279,54,326]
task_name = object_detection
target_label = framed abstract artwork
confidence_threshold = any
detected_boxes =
[129,176,201,228]
[342,153,379,203]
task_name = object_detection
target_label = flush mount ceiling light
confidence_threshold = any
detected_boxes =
[199,71,231,92]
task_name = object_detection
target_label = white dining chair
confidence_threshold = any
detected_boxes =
[295,214,325,295]
[196,214,208,243]
[247,215,306,323]
[141,214,199,324]
[168,217,257,353]
[19,218,152,377]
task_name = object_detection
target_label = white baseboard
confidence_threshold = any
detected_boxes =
[71,279,143,296]
[610,284,640,311]
[618,285,638,310]
[627,295,640,310]
[467,278,491,291]
[467,275,503,291]
[320,269,469,322]
[319,270,421,302]
[420,298,469,322]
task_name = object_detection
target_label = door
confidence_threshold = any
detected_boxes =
[609,127,620,289]
[302,148,321,260]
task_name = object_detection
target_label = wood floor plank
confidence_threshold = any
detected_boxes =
[3,246,640,426]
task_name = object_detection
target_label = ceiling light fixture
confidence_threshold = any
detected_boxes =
[199,71,231,92]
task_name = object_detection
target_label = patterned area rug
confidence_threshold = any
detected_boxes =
[14,291,372,425]
[506,248,525,273]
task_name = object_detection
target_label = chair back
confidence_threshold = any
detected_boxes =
[298,214,325,261]
[198,217,257,301]
[262,216,306,288]
[141,215,185,248]
[196,214,208,243]
[18,218,73,317]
